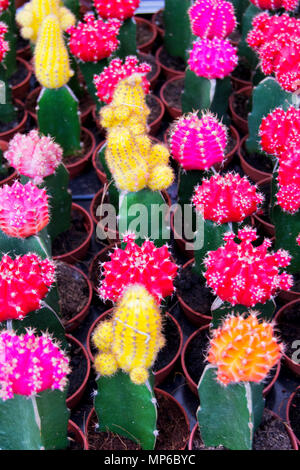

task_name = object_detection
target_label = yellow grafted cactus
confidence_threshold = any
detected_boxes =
[93,284,165,385]
[16,0,75,43]
[34,14,74,89]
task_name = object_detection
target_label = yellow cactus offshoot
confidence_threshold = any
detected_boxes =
[93,284,165,385]
[16,0,75,43]
[34,14,74,89]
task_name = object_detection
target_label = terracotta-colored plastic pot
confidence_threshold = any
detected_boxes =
[0,140,18,187]
[252,177,275,238]
[155,46,185,80]
[159,76,183,119]
[0,99,28,142]
[85,388,189,450]
[88,243,120,296]
[63,265,93,332]
[230,73,253,92]
[135,16,157,54]
[139,51,161,89]
[148,94,164,136]
[17,42,31,61]
[64,127,96,179]
[188,410,298,450]
[238,135,273,183]
[181,326,281,397]
[68,420,89,450]
[12,57,32,101]
[274,299,300,376]
[229,86,252,135]
[53,203,93,264]
[91,140,106,185]
[151,9,164,37]
[278,289,300,303]
[286,385,300,447]
[66,334,90,410]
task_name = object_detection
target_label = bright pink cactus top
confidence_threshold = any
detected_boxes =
[189,0,236,40]
[93,0,140,20]
[204,227,293,306]
[297,233,300,246]
[193,173,264,224]
[0,330,70,400]
[170,112,227,170]
[0,253,55,322]
[0,0,9,14]
[0,22,9,63]
[0,181,49,238]
[94,56,151,104]
[249,0,298,10]
[99,232,178,303]
[67,13,121,62]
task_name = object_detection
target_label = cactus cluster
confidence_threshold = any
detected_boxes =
[93,284,165,385]
[249,0,298,10]
[204,227,293,306]
[99,232,178,303]
[94,56,151,105]
[93,0,140,20]
[0,181,49,239]
[207,313,283,386]
[4,131,63,185]
[0,22,8,63]
[192,173,264,224]
[189,0,236,40]
[0,329,70,401]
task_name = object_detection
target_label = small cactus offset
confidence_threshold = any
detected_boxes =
[197,314,282,449]
[163,0,192,62]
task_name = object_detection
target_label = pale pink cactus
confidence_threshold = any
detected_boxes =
[169,112,227,170]
[0,329,70,400]
[4,131,63,185]
[189,0,237,40]
[0,22,9,63]
[0,181,49,238]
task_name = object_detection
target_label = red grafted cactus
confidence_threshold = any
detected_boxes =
[169,112,227,170]
[207,313,283,386]
[4,130,63,185]
[297,233,300,246]
[247,13,298,52]
[0,181,49,238]
[192,173,264,224]
[93,0,140,20]
[189,0,236,40]
[0,330,70,400]
[276,183,300,214]
[204,227,293,306]
[67,13,121,62]
[0,22,9,63]
[94,56,151,104]
[188,38,238,79]
[249,0,298,10]
[0,253,55,321]
[0,0,9,14]
[98,232,178,303]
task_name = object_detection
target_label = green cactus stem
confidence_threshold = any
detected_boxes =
[211,298,276,329]
[97,142,119,211]
[164,0,192,62]
[77,59,108,110]
[0,66,16,124]
[1,0,17,77]
[115,17,137,59]
[94,370,157,450]
[197,365,264,450]
[238,4,260,70]
[62,0,80,19]
[228,0,248,32]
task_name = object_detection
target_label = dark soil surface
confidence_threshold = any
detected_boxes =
[146,94,162,124]
[17,35,30,51]
[163,77,184,110]
[232,93,250,120]
[231,60,252,82]
[0,107,24,133]
[63,130,91,165]
[154,10,164,30]
[228,30,241,45]
[175,264,214,315]
[52,209,88,257]
[79,90,94,115]
[289,389,300,441]
[9,60,28,87]
[136,20,153,46]
[68,431,84,450]
[153,313,180,372]
[276,303,300,359]
[138,53,158,82]
[159,46,186,72]
[242,145,273,174]
[67,340,87,398]
[225,133,236,156]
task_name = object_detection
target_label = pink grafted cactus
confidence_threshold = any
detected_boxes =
[0,22,9,63]
[67,13,121,62]
[99,232,178,303]
[297,233,300,246]
[276,183,300,214]
[189,0,236,40]
[0,0,9,14]
[0,253,55,321]
[0,330,70,400]
[0,181,49,238]
[188,38,238,79]
[4,131,63,185]
[204,227,293,306]
[249,0,298,10]
[93,0,140,20]
[192,173,264,224]
[169,112,227,170]
[94,56,151,104]
[278,147,300,188]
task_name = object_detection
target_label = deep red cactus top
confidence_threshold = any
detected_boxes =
[247,13,298,52]
[0,22,9,63]
[249,0,298,10]
[98,232,178,303]
[94,56,151,104]
[192,173,264,224]
[204,227,293,306]
[93,0,140,20]
[188,37,238,79]
[189,0,236,40]
[0,253,55,322]
[276,183,300,214]
[169,112,227,171]
[0,181,49,238]
[278,146,300,188]
[0,1,8,15]
[67,13,121,62]
[297,233,300,246]
[0,330,70,401]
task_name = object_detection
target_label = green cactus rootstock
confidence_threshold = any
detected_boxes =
[62,0,80,19]
[163,0,192,62]
[95,370,157,450]
[1,0,17,77]
[228,0,248,31]
[197,365,265,450]
[115,17,137,59]
[238,4,260,70]
[211,298,276,329]
[78,59,108,110]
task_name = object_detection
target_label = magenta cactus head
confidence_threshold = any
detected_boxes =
[297,234,300,246]
[0,253,55,322]
[67,13,121,62]
[169,112,227,171]
[192,173,264,224]
[0,181,49,238]
[94,56,151,104]
[0,329,70,401]
[0,22,9,63]
[189,0,237,40]
[98,232,178,304]
[249,0,298,10]
[188,37,238,79]
[204,227,293,306]
[4,131,63,185]
[276,183,300,214]
[93,0,140,20]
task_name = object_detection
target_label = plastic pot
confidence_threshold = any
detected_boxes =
[229,86,252,135]
[66,335,91,410]
[0,99,28,142]
[151,9,164,37]
[155,46,185,80]
[135,16,157,54]
[274,299,300,376]
[64,127,96,179]
[68,420,89,450]
[0,140,18,187]
[159,76,184,119]
[286,385,300,447]
[238,135,273,183]
[12,57,32,101]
